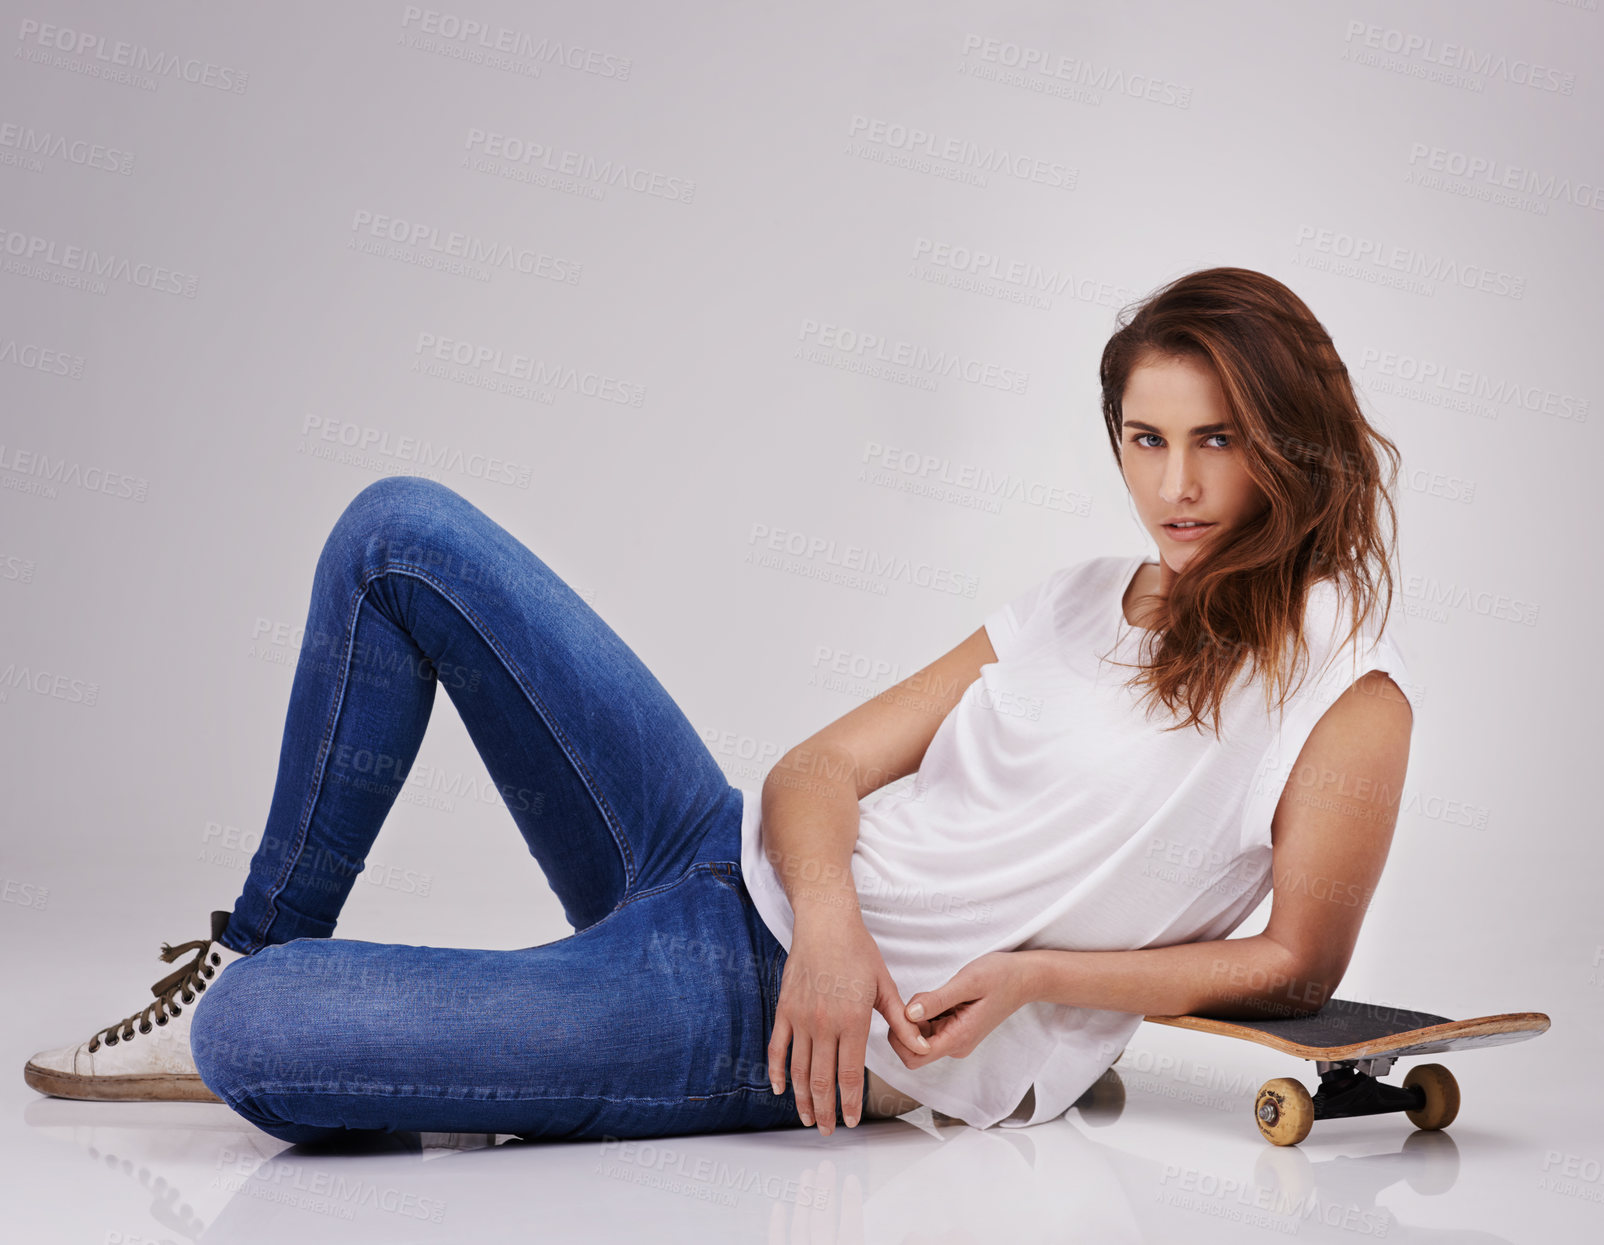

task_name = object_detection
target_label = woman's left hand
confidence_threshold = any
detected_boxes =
[886,951,1033,1068]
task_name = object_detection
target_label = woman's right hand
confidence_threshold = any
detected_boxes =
[767,914,930,1133]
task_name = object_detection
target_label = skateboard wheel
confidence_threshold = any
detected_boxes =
[1402,1063,1459,1131]
[1254,1077,1314,1146]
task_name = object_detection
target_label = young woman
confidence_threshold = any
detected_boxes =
[24,266,1415,1144]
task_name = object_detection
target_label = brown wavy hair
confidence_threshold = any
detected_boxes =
[1098,266,1402,737]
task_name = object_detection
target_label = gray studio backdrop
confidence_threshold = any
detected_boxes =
[3,0,1599,1091]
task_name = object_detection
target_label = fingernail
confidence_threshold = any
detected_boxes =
[800,1113,812,1126]
[916,1034,930,1051]
[907,1003,924,1020]
[846,1114,859,1127]
[771,1082,781,1095]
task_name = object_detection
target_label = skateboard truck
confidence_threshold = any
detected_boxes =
[1259,1057,1424,1131]
[1254,1056,1454,1146]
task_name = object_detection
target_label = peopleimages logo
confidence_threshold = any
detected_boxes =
[859,439,1095,516]
[347,210,582,282]
[461,128,695,202]
[1293,225,1525,299]
[911,236,1144,307]
[0,222,199,296]
[299,414,535,488]
[1357,346,1588,423]
[0,334,86,380]
[744,522,982,598]
[0,441,149,502]
[13,18,250,92]
[409,331,648,405]
[0,661,99,706]
[0,122,135,175]
[959,35,1194,108]
[846,114,1078,190]
[399,6,632,80]
[798,317,1030,394]
[1406,143,1604,213]
[1341,20,1576,95]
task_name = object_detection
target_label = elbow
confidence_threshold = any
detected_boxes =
[1250,944,1343,1021]
[1288,953,1345,1018]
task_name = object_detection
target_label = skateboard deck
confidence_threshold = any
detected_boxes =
[1139,998,1551,1146]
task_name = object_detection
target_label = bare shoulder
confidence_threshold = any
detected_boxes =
[1274,667,1412,832]
[1320,668,1413,741]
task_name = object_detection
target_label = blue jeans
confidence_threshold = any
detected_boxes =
[189,475,819,1144]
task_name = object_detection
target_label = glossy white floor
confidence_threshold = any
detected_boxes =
[10,974,1597,1244]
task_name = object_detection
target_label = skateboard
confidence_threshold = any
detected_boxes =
[1140,997,1551,1146]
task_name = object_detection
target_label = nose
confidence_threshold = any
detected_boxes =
[1159,445,1200,505]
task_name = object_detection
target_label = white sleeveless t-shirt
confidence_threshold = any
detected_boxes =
[737,552,1418,1128]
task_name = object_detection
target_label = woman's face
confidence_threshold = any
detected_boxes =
[1118,352,1269,574]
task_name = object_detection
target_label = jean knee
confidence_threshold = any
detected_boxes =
[190,949,340,1141]
[349,474,460,520]
[189,951,258,1101]
[325,475,470,576]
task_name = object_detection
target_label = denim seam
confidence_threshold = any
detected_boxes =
[251,560,638,949]
[230,1083,786,1107]
[248,572,372,950]
[707,865,785,1084]
[582,858,715,930]
[705,861,742,897]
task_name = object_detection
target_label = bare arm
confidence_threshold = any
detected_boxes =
[1015,935,1313,1019]
[759,746,867,925]
[759,627,996,920]
[763,624,998,1132]
[1019,669,1414,1019]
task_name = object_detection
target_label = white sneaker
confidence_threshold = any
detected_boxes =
[24,910,251,1102]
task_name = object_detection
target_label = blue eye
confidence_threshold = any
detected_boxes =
[1129,433,1233,449]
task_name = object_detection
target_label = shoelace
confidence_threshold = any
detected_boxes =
[86,933,224,1052]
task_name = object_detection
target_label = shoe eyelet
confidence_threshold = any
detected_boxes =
[203,967,215,979]
[88,1040,100,1053]
[105,1034,119,1046]
[211,953,221,965]
[181,992,195,1004]
[138,1023,152,1035]
[171,1005,182,1016]
[156,1015,168,1026]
